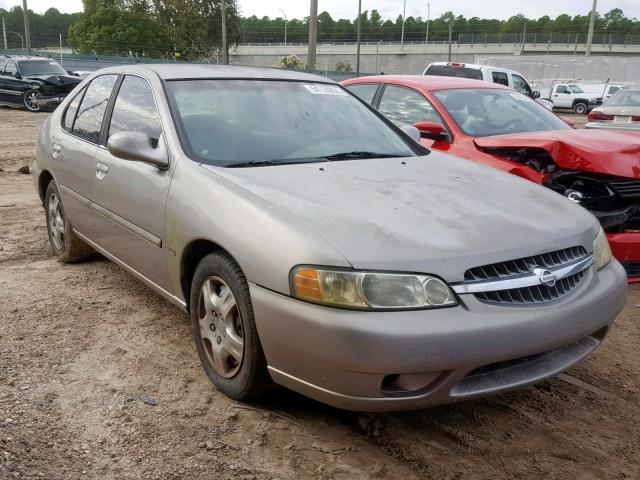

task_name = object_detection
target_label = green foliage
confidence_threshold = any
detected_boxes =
[0,6,80,48]
[65,0,240,58]
[278,54,305,70]
[238,8,640,43]
[335,60,352,72]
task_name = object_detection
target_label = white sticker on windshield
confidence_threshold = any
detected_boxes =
[49,62,58,65]
[510,93,531,101]
[303,84,348,96]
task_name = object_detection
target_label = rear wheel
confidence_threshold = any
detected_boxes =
[573,102,588,115]
[44,181,93,262]
[23,90,40,112]
[190,252,272,401]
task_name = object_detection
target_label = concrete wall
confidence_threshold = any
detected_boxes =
[229,42,640,76]
[474,55,640,84]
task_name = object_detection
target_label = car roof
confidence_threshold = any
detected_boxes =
[95,64,336,83]
[342,75,509,92]
[427,62,520,75]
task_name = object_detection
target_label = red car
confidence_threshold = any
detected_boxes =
[341,75,640,282]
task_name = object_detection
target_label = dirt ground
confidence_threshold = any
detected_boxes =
[1,107,639,480]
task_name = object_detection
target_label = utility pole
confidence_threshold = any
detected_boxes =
[425,2,430,43]
[2,17,7,50]
[447,17,453,61]
[278,9,287,45]
[400,0,407,47]
[521,21,527,53]
[356,0,362,76]
[221,0,228,64]
[586,0,597,56]
[22,0,31,53]
[307,0,318,69]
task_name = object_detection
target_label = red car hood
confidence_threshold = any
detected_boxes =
[474,129,640,179]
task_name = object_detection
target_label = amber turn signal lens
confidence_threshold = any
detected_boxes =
[293,268,322,300]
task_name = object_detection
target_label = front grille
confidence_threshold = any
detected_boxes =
[465,246,589,305]
[608,178,640,199]
[622,262,640,278]
[465,246,587,281]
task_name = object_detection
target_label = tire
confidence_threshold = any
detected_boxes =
[23,89,40,112]
[44,181,93,262]
[190,251,272,401]
[573,102,588,115]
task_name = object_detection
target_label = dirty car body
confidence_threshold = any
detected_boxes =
[342,75,640,283]
[0,56,81,111]
[33,65,627,411]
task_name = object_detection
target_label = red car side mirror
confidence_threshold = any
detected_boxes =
[413,121,448,141]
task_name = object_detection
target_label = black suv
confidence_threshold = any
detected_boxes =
[0,55,82,112]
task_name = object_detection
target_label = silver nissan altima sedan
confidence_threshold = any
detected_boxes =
[32,65,627,411]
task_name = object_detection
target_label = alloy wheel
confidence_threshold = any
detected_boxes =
[197,276,244,379]
[24,90,40,112]
[48,192,65,251]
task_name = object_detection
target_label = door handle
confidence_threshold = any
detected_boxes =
[96,162,109,179]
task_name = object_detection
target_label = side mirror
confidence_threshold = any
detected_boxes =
[107,131,169,168]
[532,90,540,99]
[400,124,421,144]
[561,117,576,128]
[413,121,448,141]
[14,72,22,79]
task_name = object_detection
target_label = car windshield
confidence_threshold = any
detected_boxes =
[166,80,417,166]
[19,60,67,76]
[569,85,584,94]
[433,88,571,137]
[605,91,640,107]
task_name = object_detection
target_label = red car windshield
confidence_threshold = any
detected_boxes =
[434,88,570,137]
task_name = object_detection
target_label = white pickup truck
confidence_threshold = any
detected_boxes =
[540,83,621,114]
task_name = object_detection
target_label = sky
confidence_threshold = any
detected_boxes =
[0,0,639,20]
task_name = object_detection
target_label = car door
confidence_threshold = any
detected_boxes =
[89,74,173,290]
[0,61,23,105]
[553,84,572,108]
[52,74,119,239]
[376,84,449,148]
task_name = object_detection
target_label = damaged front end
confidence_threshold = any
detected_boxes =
[477,142,640,280]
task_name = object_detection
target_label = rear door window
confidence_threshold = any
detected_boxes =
[378,85,442,126]
[72,74,118,144]
[62,88,86,132]
[345,83,379,104]
[491,71,509,86]
[425,65,483,80]
[5,62,17,75]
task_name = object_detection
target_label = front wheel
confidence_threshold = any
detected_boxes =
[573,102,588,115]
[190,252,272,401]
[23,89,40,112]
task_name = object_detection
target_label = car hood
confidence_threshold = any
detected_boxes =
[204,152,598,281]
[474,129,640,179]
[25,74,82,86]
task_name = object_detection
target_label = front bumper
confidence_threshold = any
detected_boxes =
[251,261,627,411]
[609,232,640,283]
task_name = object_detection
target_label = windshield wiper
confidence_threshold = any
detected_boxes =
[321,151,410,161]
[223,158,326,168]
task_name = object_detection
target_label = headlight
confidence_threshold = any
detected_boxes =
[291,266,457,310]
[593,227,612,270]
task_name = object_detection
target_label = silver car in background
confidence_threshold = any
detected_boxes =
[586,89,640,131]
[32,65,627,411]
